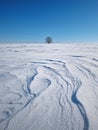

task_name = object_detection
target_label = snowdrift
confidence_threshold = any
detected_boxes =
[0,43,98,130]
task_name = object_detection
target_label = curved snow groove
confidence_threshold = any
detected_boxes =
[92,58,98,62]
[26,72,38,94]
[71,79,89,130]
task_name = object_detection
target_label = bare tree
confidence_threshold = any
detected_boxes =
[45,36,52,43]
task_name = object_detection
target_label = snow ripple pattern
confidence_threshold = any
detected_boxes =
[0,44,98,130]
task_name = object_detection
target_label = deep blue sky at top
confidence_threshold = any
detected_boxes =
[0,0,98,43]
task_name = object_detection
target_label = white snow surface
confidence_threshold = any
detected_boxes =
[0,43,98,130]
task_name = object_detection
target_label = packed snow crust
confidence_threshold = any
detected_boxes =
[0,43,98,130]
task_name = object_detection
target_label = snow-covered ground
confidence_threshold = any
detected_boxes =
[0,43,98,130]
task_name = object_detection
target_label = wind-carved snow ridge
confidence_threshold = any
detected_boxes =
[0,44,98,130]
[0,63,52,130]
[45,60,89,130]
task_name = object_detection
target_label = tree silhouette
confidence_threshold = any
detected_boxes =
[45,36,52,43]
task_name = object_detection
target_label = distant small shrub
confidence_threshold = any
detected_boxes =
[45,36,52,44]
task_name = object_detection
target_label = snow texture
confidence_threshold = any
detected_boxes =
[0,43,98,130]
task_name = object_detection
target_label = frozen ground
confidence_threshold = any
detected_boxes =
[0,43,98,130]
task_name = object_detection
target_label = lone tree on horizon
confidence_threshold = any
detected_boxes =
[45,36,52,43]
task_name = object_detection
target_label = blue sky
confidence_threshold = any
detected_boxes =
[0,0,98,43]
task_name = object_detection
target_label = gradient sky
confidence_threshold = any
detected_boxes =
[0,0,98,43]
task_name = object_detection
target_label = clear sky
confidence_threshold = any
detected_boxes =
[0,0,98,43]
